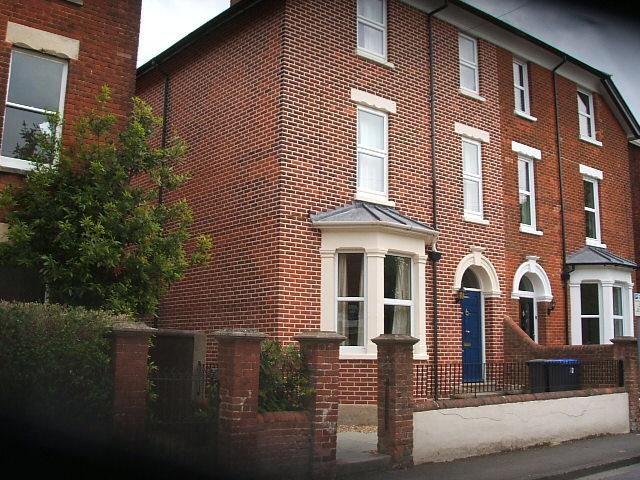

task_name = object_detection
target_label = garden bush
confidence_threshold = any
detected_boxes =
[0,302,126,432]
[258,340,313,412]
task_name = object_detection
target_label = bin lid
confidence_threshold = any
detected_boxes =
[544,359,580,364]
[526,358,580,364]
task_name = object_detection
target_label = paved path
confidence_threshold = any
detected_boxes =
[338,433,640,480]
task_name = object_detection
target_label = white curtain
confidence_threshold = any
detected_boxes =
[338,254,365,346]
[392,258,410,335]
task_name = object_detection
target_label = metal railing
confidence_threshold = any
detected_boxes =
[414,360,623,400]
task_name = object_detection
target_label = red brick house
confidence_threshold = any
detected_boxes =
[0,0,142,298]
[135,0,640,403]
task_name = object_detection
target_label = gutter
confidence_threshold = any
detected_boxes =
[426,0,449,401]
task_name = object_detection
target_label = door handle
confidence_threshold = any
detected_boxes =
[465,330,470,334]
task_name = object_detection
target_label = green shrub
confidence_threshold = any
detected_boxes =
[258,340,313,412]
[0,301,125,431]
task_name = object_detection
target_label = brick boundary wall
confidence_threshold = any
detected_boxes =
[214,329,344,479]
[110,321,156,436]
[414,387,626,412]
[612,337,640,432]
[504,315,614,363]
[373,334,419,469]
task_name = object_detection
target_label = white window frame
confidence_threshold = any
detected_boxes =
[518,155,538,233]
[579,282,602,345]
[1,48,68,173]
[583,176,603,247]
[383,253,414,336]
[612,284,625,338]
[356,106,388,204]
[357,0,387,61]
[462,138,483,221]
[577,89,599,144]
[335,251,367,354]
[458,33,479,95]
[513,58,530,116]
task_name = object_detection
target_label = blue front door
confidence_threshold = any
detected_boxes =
[462,290,483,382]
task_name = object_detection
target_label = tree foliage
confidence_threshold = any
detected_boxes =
[0,86,211,315]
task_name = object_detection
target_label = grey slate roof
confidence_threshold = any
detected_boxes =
[310,201,436,236]
[566,246,637,269]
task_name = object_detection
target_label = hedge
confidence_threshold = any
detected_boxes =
[0,302,128,431]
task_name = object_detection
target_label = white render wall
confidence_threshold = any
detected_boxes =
[414,393,629,464]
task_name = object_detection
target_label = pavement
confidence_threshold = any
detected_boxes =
[336,432,640,480]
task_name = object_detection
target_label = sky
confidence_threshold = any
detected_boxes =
[137,0,640,122]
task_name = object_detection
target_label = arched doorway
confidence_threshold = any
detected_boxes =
[511,257,553,343]
[461,269,482,382]
[453,247,502,383]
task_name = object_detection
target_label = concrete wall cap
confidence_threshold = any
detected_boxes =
[112,321,156,335]
[611,336,638,344]
[371,334,420,346]
[213,328,267,341]
[294,330,346,343]
[155,328,205,338]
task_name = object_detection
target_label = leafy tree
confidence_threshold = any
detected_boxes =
[0,86,211,316]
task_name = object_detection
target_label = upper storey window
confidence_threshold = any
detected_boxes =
[357,0,387,61]
[462,138,483,220]
[580,164,604,247]
[577,89,601,146]
[1,49,67,172]
[513,59,530,115]
[357,106,388,203]
[458,33,479,94]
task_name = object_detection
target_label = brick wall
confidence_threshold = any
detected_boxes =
[0,0,142,203]
[135,0,284,363]
[255,412,311,477]
[503,315,613,363]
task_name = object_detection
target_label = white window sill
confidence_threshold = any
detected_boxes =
[463,213,490,225]
[520,224,543,236]
[0,156,35,174]
[459,88,486,103]
[515,110,537,122]
[355,48,395,70]
[355,191,395,207]
[580,136,603,147]
[586,237,607,248]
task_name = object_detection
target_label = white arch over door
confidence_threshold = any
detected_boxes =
[452,246,501,297]
[511,256,553,302]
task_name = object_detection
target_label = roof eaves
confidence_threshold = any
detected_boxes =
[136,0,264,77]
[447,0,610,78]
[447,0,640,142]
[601,77,640,140]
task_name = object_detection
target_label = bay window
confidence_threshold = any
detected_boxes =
[613,285,624,338]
